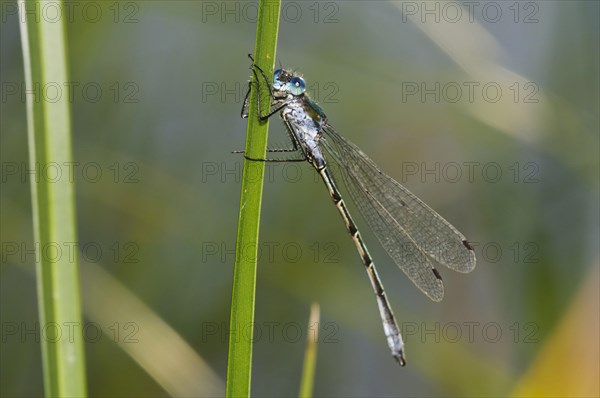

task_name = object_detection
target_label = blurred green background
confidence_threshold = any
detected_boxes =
[1,0,598,396]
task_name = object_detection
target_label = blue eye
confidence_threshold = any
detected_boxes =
[289,76,306,95]
[273,69,285,90]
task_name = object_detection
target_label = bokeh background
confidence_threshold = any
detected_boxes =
[1,1,598,396]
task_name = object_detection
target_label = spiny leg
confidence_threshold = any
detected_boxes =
[241,71,287,121]
[234,119,309,163]
[243,55,289,121]
[236,79,308,162]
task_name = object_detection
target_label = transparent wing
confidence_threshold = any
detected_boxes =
[320,125,475,300]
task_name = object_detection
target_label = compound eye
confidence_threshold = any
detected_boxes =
[289,76,306,95]
[272,69,286,90]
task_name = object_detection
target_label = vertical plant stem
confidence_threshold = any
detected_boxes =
[18,0,87,396]
[226,0,281,397]
[299,303,320,398]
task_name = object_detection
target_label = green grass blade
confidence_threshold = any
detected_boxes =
[299,303,320,398]
[18,1,87,396]
[226,0,281,397]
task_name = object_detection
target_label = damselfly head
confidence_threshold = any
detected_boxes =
[273,69,306,96]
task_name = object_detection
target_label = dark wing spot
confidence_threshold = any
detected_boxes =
[463,240,474,251]
[432,268,442,280]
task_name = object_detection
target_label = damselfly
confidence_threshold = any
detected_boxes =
[238,55,476,366]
